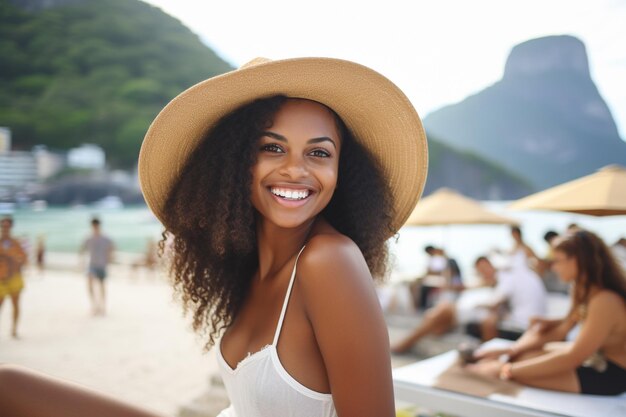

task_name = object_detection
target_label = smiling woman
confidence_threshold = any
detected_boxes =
[0,57,428,417]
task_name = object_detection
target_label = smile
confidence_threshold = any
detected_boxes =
[269,187,311,201]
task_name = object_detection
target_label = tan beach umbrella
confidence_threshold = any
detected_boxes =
[509,165,626,216]
[404,188,519,226]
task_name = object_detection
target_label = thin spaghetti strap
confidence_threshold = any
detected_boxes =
[272,246,307,346]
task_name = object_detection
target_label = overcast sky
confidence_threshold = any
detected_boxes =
[143,0,626,140]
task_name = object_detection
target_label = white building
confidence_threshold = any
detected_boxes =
[32,145,65,180]
[0,151,38,197]
[0,127,11,152]
[67,144,105,170]
[0,127,37,196]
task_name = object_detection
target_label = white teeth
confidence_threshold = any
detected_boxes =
[270,187,310,200]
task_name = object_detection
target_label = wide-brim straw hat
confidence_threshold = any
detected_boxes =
[139,57,428,236]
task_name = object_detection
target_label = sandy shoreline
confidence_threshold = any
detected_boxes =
[0,265,219,416]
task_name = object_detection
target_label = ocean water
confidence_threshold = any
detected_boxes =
[11,206,163,255]
[10,203,626,282]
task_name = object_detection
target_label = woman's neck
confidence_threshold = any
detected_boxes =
[256,217,315,282]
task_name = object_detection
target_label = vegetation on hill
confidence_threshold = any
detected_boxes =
[426,134,532,199]
[0,0,232,166]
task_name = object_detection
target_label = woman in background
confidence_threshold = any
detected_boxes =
[467,230,626,396]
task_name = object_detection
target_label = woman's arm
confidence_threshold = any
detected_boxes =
[474,316,575,361]
[504,291,619,380]
[299,235,394,417]
[509,316,576,357]
[0,365,166,417]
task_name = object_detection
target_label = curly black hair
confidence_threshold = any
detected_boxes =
[160,95,395,350]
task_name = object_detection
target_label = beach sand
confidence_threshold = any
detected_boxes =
[0,263,220,416]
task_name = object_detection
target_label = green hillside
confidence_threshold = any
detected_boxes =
[425,133,532,199]
[0,0,232,166]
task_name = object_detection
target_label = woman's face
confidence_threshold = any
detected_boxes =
[551,249,578,283]
[250,99,341,230]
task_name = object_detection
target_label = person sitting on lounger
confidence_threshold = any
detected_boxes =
[466,230,626,396]
[391,256,547,354]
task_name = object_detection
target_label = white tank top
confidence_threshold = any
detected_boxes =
[216,247,338,417]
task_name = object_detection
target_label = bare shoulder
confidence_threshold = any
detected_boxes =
[301,232,364,265]
[297,233,373,297]
[588,290,625,311]
[294,231,393,415]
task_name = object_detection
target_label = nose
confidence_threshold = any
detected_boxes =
[278,153,309,179]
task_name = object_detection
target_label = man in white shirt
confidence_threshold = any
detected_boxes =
[472,256,547,340]
[391,256,547,354]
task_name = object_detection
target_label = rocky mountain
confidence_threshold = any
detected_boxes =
[424,35,626,190]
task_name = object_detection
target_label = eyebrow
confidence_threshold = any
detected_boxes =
[262,131,337,149]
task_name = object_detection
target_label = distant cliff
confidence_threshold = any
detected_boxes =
[424,35,626,190]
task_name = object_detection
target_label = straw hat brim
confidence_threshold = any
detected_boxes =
[138,57,428,236]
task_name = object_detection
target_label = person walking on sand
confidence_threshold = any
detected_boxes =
[0,216,27,339]
[80,218,114,316]
[35,235,46,276]
[0,56,427,417]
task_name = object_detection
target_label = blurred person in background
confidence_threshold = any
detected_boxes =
[439,249,465,301]
[80,218,114,316]
[542,230,559,261]
[391,256,546,354]
[539,230,569,293]
[566,223,581,233]
[380,247,463,316]
[410,245,451,310]
[130,238,159,280]
[0,216,27,339]
[509,225,539,271]
[467,256,547,341]
[35,235,46,276]
[468,230,626,396]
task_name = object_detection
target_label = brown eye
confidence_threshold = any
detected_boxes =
[261,144,284,153]
[310,149,331,158]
